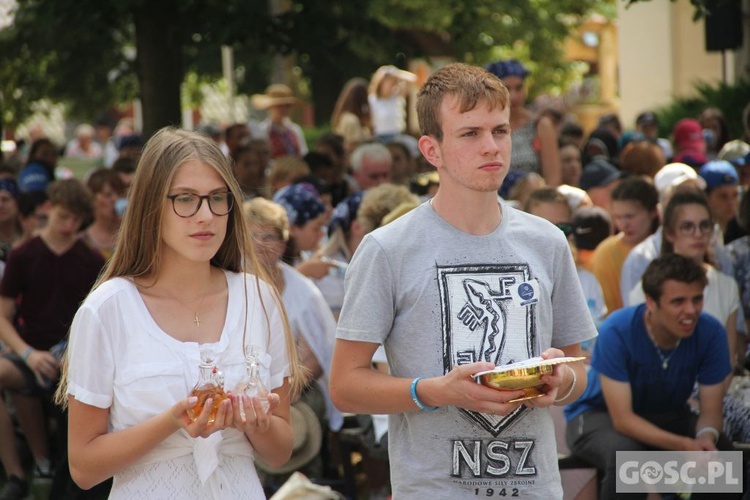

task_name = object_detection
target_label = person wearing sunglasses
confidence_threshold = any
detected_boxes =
[525,187,607,341]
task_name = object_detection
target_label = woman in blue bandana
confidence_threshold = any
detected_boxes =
[485,59,562,187]
[272,183,330,277]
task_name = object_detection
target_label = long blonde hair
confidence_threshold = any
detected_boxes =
[56,127,305,406]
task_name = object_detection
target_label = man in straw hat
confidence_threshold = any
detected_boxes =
[251,84,308,160]
[330,63,595,498]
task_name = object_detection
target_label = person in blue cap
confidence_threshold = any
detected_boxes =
[318,184,419,322]
[485,59,562,186]
[699,160,744,244]
[18,138,58,194]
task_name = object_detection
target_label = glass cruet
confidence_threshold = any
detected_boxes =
[234,344,270,417]
[187,347,228,424]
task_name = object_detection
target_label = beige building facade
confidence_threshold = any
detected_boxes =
[617,0,735,128]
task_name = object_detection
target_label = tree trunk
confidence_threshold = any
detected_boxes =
[739,0,750,80]
[133,1,184,139]
[308,63,345,128]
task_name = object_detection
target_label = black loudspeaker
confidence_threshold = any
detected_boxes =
[704,0,743,51]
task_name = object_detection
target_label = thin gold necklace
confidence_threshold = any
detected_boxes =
[192,298,206,327]
[162,276,212,328]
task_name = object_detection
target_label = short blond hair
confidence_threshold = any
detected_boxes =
[357,183,420,234]
[243,197,290,242]
[417,63,509,141]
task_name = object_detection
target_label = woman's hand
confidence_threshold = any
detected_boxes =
[296,255,337,279]
[170,396,234,438]
[229,393,281,435]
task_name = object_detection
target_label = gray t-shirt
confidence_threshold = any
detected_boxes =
[337,201,597,499]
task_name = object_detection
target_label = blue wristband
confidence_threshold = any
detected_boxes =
[410,377,438,412]
[21,347,35,363]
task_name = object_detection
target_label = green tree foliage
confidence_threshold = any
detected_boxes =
[277,0,603,123]
[1,0,602,136]
[370,0,595,62]
[0,0,137,124]
[0,0,273,136]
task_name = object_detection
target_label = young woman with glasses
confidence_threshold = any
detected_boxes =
[55,127,305,499]
[629,187,740,369]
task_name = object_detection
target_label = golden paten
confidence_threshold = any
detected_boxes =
[475,357,586,403]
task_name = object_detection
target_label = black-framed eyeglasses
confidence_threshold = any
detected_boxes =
[676,220,713,238]
[166,192,233,218]
[555,223,575,237]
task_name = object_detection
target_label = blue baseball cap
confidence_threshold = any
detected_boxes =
[699,160,739,190]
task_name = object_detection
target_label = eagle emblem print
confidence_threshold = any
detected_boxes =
[438,263,536,435]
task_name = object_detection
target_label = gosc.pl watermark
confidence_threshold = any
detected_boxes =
[616,451,743,494]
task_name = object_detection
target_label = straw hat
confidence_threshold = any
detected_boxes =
[254,401,322,475]
[251,84,298,110]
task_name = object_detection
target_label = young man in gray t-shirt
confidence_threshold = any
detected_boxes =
[330,63,596,499]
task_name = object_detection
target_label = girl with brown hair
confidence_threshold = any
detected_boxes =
[57,127,304,498]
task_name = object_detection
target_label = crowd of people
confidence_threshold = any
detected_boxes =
[0,59,748,499]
